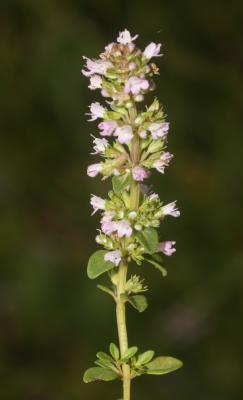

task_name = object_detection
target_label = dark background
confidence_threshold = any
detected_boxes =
[1,1,243,399]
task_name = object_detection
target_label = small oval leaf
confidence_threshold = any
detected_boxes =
[83,367,118,383]
[110,343,120,361]
[87,250,114,279]
[121,346,138,362]
[136,350,155,366]
[146,356,183,375]
[96,352,113,363]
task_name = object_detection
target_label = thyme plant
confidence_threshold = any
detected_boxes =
[82,29,183,400]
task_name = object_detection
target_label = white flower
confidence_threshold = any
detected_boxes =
[162,201,180,218]
[117,29,138,44]
[143,42,162,59]
[114,125,133,144]
[88,74,102,90]
[90,195,106,214]
[124,77,149,95]
[128,211,137,219]
[104,250,122,266]
[87,102,105,121]
[87,163,102,177]
[92,137,108,154]
[116,220,132,237]
[148,193,159,201]
[82,57,112,77]
[153,152,174,173]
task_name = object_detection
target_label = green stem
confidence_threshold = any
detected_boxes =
[116,103,140,400]
[116,261,130,400]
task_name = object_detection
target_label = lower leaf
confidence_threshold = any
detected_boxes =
[146,356,183,375]
[83,367,118,383]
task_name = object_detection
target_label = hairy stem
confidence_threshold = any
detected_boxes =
[116,104,140,400]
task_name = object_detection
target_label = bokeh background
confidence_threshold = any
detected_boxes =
[1,1,243,399]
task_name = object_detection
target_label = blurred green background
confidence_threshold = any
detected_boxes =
[1,1,243,399]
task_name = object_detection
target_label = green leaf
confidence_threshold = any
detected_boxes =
[121,346,138,362]
[146,356,183,375]
[110,343,120,361]
[83,367,118,383]
[97,284,115,298]
[145,258,167,277]
[87,250,114,279]
[136,227,158,254]
[136,351,155,366]
[96,352,113,363]
[129,295,148,313]
[95,359,113,369]
[112,173,131,194]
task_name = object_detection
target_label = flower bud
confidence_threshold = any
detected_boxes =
[134,223,142,231]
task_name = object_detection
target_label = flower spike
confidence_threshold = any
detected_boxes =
[82,29,182,399]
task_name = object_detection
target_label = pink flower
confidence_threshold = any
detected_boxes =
[92,137,108,154]
[117,29,138,44]
[143,42,162,59]
[124,77,149,95]
[138,130,147,139]
[149,122,169,140]
[101,89,110,97]
[158,241,176,256]
[90,195,106,214]
[82,57,112,77]
[114,125,133,144]
[87,163,102,177]
[101,211,114,223]
[98,120,117,136]
[101,220,117,235]
[87,102,105,121]
[116,220,132,237]
[129,62,137,70]
[104,250,122,266]
[104,42,115,54]
[153,152,173,173]
[88,75,102,90]
[132,166,149,182]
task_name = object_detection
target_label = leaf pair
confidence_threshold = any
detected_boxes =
[131,354,183,378]
[83,354,183,383]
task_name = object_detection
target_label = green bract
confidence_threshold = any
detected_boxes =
[112,172,131,194]
[136,227,159,254]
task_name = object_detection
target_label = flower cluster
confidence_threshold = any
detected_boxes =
[82,29,179,269]
[91,192,179,265]
[83,30,172,181]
